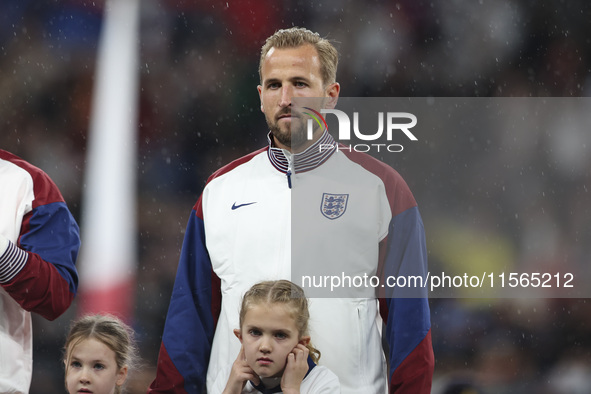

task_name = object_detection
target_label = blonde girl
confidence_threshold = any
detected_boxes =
[217,280,340,394]
[63,314,138,394]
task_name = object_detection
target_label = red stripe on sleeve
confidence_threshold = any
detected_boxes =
[389,330,434,394]
[148,343,189,393]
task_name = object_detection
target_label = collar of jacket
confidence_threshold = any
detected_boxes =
[266,131,337,174]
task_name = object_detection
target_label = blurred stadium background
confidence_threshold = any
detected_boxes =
[1,0,590,393]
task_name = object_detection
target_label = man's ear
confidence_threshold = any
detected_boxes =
[299,336,311,346]
[257,85,264,112]
[233,328,243,343]
[325,82,340,109]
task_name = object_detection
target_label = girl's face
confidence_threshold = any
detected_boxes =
[236,303,308,379]
[65,338,127,394]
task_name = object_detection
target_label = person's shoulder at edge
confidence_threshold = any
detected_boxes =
[207,146,268,183]
[336,147,417,212]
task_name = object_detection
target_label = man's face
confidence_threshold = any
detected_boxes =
[258,44,339,152]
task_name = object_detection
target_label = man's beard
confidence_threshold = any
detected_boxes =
[266,110,308,150]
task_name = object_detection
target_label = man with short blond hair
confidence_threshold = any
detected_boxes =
[150,27,433,393]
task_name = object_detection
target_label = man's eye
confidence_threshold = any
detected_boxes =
[268,83,280,89]
[249,329,262,336]
[295,81,307,87]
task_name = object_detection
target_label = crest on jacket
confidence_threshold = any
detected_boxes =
[321,193,349,220]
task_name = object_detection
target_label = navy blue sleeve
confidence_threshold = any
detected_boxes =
[149,209,220,393]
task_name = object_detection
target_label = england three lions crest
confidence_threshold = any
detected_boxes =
[321,193,349,220]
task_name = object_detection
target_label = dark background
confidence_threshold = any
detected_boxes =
[1,1,590,393]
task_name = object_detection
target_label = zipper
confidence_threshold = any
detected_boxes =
[285,151,294,189]
[286,170,292,188]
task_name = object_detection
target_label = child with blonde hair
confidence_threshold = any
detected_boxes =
[214,280,340,393]
[63,314,139,394]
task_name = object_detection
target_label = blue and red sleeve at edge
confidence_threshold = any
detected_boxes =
[1,154,80,321]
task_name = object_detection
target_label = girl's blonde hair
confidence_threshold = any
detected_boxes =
[239,280,321,363]
[63,314,139,394]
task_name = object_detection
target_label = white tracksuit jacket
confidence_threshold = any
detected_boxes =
[150,132,433,394]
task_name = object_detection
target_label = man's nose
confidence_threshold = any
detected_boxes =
[279,86,292,108]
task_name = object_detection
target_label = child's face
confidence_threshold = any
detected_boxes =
[65,338,127,394]
[237,303,305,379]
